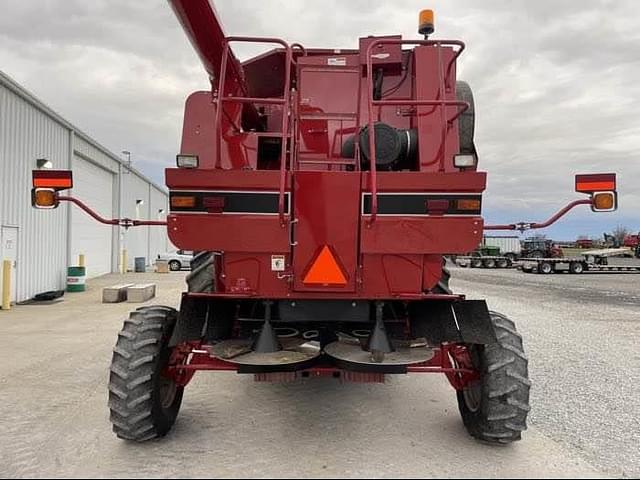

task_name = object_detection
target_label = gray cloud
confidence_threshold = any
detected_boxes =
[1,0,638,238]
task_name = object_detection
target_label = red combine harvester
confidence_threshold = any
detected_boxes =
[30,2,618,444]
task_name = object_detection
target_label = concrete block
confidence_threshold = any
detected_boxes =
[102,284,135,303]
[155,260,169,274]
[127,283,156,303]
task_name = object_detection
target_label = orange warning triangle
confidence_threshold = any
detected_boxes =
[303,246,347,285]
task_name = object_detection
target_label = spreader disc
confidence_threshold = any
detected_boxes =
[208,338,321,367]
[324,340,435,367]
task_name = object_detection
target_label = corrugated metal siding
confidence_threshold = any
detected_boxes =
[122,172,151,268]
[0,82,69,301]
[1,71,169,301]
[74,136,119,174]
[70,156,115,277]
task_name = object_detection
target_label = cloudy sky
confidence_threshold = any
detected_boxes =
[1,0,638,239]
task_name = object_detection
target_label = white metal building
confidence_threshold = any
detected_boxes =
[0,70,170,303]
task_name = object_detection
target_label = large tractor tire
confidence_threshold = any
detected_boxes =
[456,81,476,155]
[108,306,183,441]
[457,312,530,444]
[186,251,215,293]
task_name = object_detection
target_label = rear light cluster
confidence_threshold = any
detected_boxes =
[176,154,199,168]
[454,154,477,169]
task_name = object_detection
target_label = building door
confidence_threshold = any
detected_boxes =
[1,226,19,304]
[71,157,114,278]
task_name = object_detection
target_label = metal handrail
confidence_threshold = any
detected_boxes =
[365,39,465,223]
[215,36,293,225]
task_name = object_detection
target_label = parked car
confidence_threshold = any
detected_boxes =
[157,250,193,271]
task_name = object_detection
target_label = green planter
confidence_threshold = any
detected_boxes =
[67,266,86,292]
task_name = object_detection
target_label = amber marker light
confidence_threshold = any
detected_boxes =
[591,192,617,212]
[170,196,197,208]
[457,199,481,211]
[31,188,59,209]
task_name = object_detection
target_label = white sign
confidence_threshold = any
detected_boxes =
[271,255,286,272]
[328,57,347,66]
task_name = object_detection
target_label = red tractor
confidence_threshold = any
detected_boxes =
[30,2,618,444]
[623,233,640,258]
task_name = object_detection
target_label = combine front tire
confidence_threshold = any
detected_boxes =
[457,312,530,444]
[108,306,183,441]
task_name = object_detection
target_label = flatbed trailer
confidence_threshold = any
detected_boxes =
[521,248,640,274]
[455,255,517,269]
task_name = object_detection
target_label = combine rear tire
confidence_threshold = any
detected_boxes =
[457,312,530,444]
[108,306,183,441]
[186,251,215,293]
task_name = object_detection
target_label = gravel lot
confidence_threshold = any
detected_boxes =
[1,266,638,478]
[450,264,640,478]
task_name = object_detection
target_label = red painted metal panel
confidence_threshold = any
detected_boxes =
[293,172,360,292]
[361,171,486,192]
[359,35,402,67]
[180,91,217,169]
[361,216,483,254]
[167,214,289,253]
[220,253,289,297]
[168,0,244,92]
[414,46,459,172]
[297,64,360,160]
[361,254,423,296]
[166,169,287,190]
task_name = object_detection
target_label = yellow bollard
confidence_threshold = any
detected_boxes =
[121,249,128,274]
[78,254,85,267]
[2,260,11,310]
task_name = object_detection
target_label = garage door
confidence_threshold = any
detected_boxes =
[70,158,114,278]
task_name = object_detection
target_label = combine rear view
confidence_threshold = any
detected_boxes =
[30,1,619,445]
